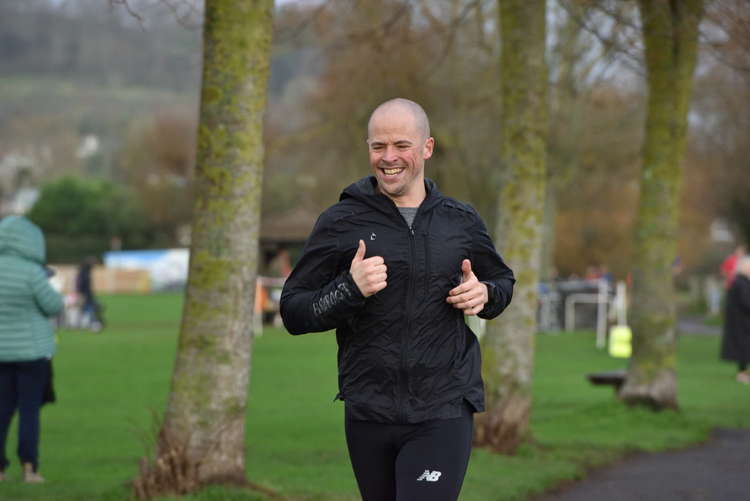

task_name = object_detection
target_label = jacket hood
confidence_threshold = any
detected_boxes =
[0,215,46,264]
[340,176,444,214]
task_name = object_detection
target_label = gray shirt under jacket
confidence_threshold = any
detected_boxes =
[398,207,418,229]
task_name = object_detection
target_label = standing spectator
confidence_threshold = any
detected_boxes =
[721,257,750,384]
[0,216,63,483]
[720,244,746,289]
[75,256,103,332]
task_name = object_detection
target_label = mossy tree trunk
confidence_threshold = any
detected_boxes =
[474,0,547,454]
[133,0,273,497]
[619,0,703,409]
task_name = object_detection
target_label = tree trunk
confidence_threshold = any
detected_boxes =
[619,0,703,410]
[133,0,273,497]
[474,0,547,454]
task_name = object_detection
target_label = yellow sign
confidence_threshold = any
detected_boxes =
[608,325,632,358]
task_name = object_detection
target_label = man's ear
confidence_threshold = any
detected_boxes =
[423,137,435,160]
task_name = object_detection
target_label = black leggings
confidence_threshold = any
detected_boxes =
[344,407,473,501]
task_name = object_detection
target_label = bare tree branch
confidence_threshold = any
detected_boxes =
[421,0,493,79]
[700,0,750,75]
[558,0,645,77]
[160,0,202,30]
[110,0,202,31]
[110,0,144,24]
[275,3,328,45]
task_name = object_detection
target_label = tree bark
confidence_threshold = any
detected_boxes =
[133,0,273,497]
[619,0,703,410]
[474,0,547,454]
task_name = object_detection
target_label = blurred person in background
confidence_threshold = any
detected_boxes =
[720,244,746,290]
[721,256,750,384]
[75,256,103,332]
[0,216,63,483]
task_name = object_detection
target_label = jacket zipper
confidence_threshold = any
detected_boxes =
[399,224,416,423]
[423,233,431,296]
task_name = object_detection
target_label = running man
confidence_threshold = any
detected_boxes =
[280,98,515,501]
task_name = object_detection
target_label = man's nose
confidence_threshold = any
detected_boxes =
[383,145,399,162]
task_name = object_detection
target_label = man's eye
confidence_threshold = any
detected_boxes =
[371,145,384,151]
[397,144,411,150]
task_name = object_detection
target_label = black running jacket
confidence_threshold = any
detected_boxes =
[280,177,515,423]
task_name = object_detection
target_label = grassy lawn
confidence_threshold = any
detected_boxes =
[0,293,747,501]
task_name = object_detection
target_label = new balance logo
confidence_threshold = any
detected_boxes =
[416,470,442,482]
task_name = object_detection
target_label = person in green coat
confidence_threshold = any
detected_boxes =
[0,215,63,483]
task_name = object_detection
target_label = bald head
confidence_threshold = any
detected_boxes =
[368,98,431,142]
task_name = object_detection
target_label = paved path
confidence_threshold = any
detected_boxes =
[677,316,722,336]
[534,429,750,500]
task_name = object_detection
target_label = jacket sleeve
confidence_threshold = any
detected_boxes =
[30,266,64,317]
[280,212,366,335]
[469,211,515,320]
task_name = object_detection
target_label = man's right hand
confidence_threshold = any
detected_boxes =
[350,239,387,297]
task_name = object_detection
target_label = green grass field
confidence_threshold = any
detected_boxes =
[0,293,747,501]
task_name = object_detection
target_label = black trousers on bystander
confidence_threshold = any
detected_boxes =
[0,358,50,472]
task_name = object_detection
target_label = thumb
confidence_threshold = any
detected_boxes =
[353,239,366,263]
[461,259,473,279]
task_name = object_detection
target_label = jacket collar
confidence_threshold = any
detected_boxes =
[340,176,444,215]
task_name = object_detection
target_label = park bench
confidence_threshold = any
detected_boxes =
[586,369,626,393]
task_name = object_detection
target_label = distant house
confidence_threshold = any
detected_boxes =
[0,152,37,215]
[259,207,318,270]
[260,207,317,247]
[0,135,100,216]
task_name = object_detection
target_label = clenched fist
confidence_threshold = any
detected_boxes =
[446,259,488,316]
[350,239,388,297]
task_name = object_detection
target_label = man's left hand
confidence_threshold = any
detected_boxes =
[446,259,488,316]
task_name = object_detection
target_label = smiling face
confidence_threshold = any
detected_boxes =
[367,103,434,207]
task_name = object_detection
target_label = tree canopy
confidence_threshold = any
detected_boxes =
[27,176,149,262]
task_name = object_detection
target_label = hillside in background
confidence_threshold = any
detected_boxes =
[0,0,321,225]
